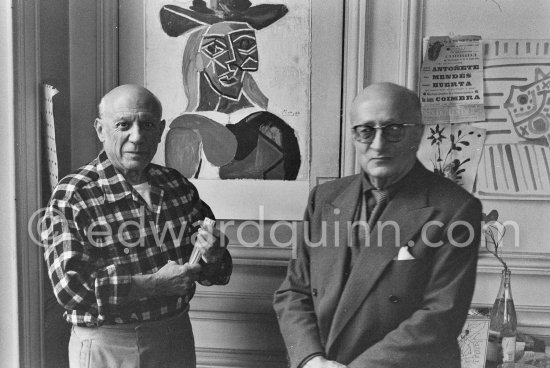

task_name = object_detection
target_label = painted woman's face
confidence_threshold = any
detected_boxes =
[199,22,259,100]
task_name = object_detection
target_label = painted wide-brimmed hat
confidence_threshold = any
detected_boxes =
[160,0,288,37]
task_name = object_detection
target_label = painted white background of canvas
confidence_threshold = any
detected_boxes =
[144,0,311,219]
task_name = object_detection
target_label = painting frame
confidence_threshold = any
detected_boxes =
[143,0,313,220]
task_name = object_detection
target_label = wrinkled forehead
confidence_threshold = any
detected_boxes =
[103,93,161,120]
[351,87,422,127]
[204,22,255,38]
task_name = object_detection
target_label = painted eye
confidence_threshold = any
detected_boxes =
[233,34,257,54]
[239,39,251,49]
[207,44,221,54]
[517,94,529,105]
[201,39,227,58]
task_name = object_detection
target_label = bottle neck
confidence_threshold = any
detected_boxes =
[500,269,513,299]
[501,269,514,324]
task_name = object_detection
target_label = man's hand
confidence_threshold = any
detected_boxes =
[129,261,201,300]
[154,260,201,296]
[194,221,227,263]
[304,356,347,368]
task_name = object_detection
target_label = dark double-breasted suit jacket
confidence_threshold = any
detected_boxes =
[273,162,482,368]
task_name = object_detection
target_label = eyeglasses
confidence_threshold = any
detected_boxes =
[352,123,421,143]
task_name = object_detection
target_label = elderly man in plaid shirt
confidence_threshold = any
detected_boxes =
[41,84,232,368]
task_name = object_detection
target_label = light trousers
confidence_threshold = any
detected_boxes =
[68,311,195,368]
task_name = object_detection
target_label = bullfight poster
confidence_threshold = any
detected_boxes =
[420,35,485,125]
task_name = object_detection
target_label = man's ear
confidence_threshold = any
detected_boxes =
[158,119,166,142]
[94,118,106,142]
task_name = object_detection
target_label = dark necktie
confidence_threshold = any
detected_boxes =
[368,189,389,229]
[348,189,389,272]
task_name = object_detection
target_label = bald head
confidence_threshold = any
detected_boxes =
[98,84,162,120]
[94,84,165,184]
[351,83,421,127]
[350,83,425,189]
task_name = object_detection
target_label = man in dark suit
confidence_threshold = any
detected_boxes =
[273,83,482,368]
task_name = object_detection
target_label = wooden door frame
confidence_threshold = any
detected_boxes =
[13,1,43,366]
[13,1,118,367]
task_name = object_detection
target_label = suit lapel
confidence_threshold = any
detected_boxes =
[326,167,435,351]
[316,175,362,340]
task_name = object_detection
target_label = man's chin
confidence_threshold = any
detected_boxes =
[364,165,396,181]
[365,161,392,173]
[121,159,149,172]
[124,151,152,160]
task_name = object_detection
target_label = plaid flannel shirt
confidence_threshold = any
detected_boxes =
[42,151,231,326]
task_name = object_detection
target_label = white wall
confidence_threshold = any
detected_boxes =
[0,1,20,367]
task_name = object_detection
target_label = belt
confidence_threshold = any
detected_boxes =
[87,304,190,331]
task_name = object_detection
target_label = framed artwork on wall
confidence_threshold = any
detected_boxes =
[144,0,312,219]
